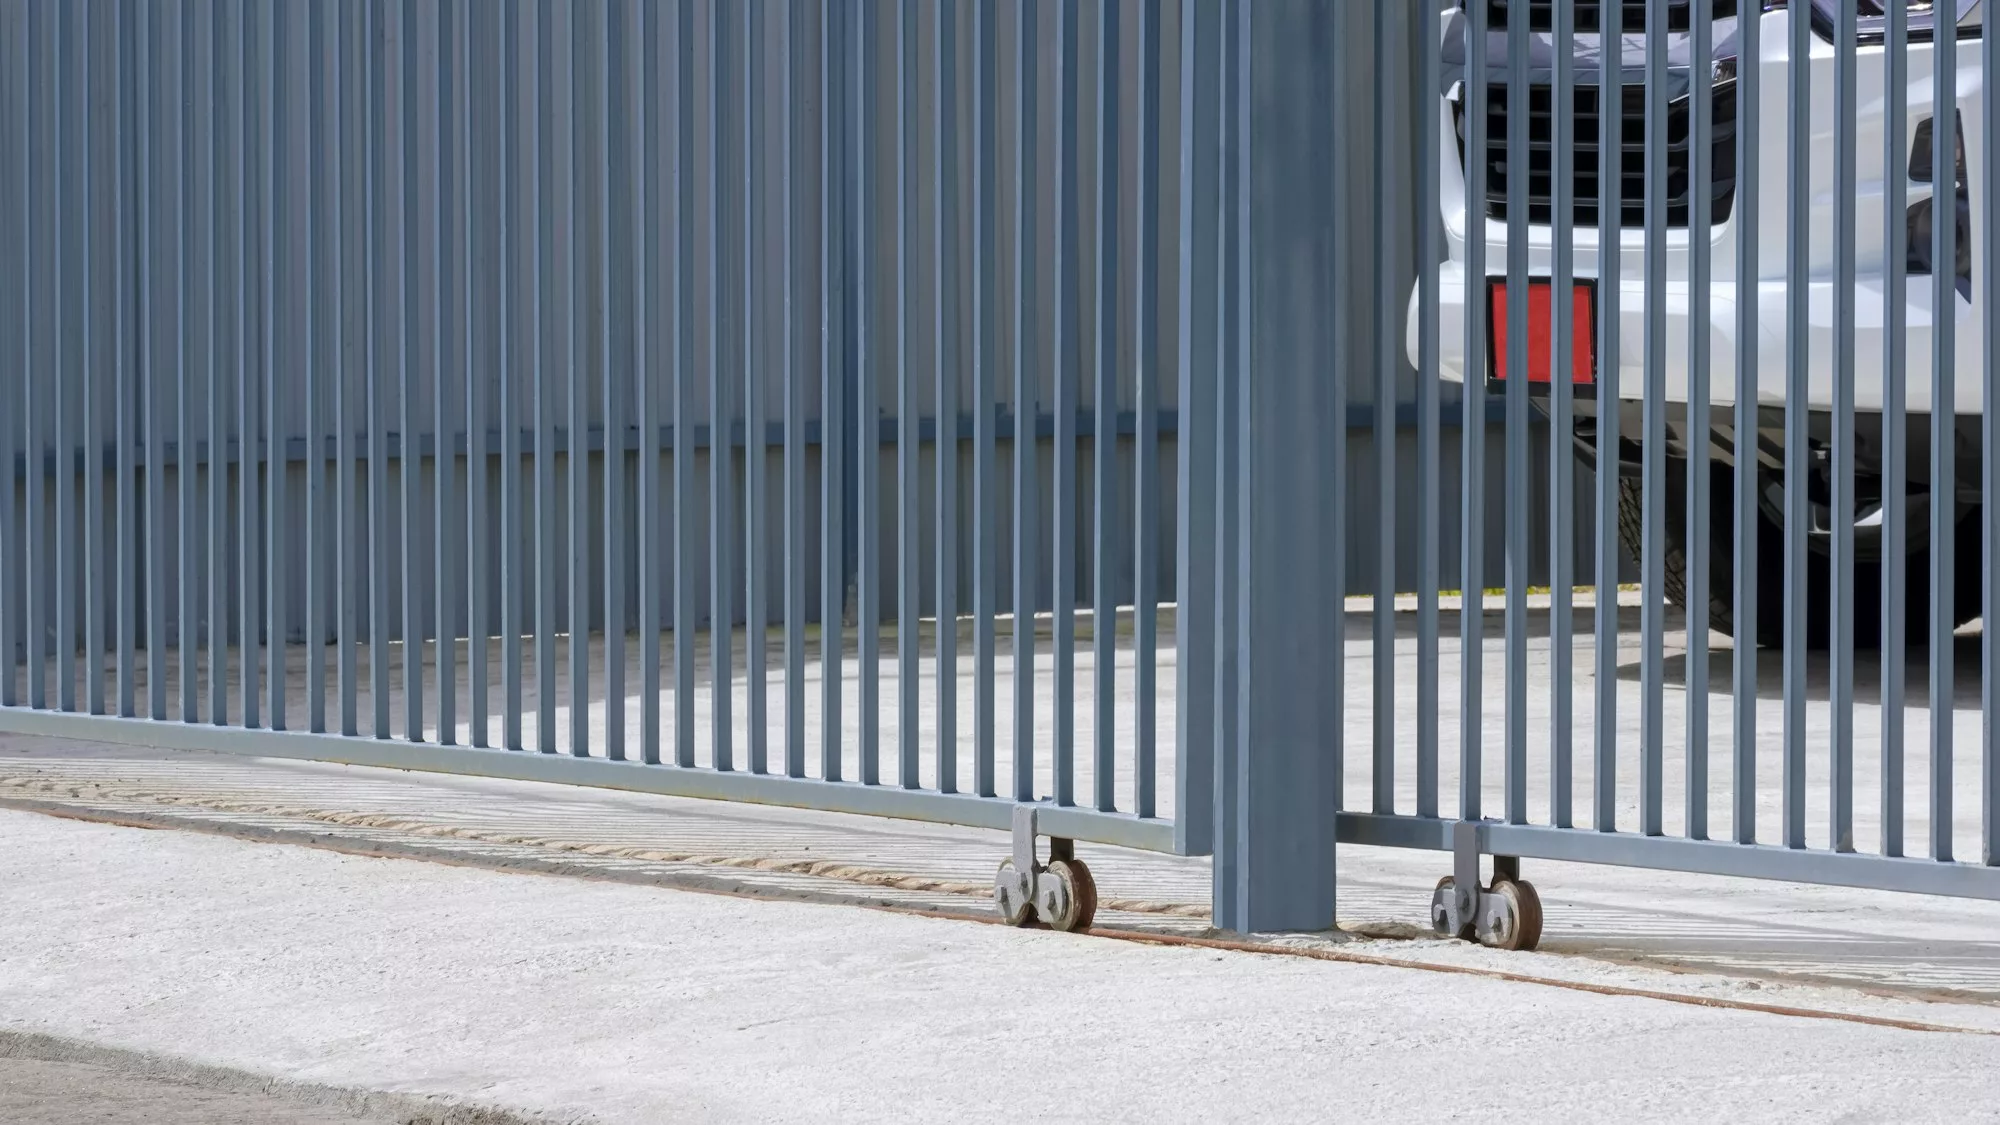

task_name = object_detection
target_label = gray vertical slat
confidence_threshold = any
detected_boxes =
[1591,0,1620,833]
[1011,0,1038,805]
[935,0,960,796]
[1829,0,1858,853]
[81,1,104,716]
[369,0,393,742]
[398,0,422,743]
[742,0,764,775]
[176,0,195,723]
[1053,0,1078,809]
[1132,0,1160,820]
[818,3,842,783]
[144,0,166,722]
[202,0,222,726]
[246,0,268,731]
[1881,0,1907,857]
[708,0,734,773]
[1783,0,1811,851]
[463,0,486,747]
[599,0,624,762]
[532,0,557,755]
[1987,0,2000,868]
[306,0,329,734]
[630,0,655,763]
[973,0,996,799]
[672,0,694,770]
[1731,0,1760,846]
[1639,0,1667,839]
[1930,0,1960,863]
[782,0,805,780]
[501,0,524,751]
[633,0,658,765]
[1504,0,1530,827]
[115,0,133,718]
[1090,0,1117,813]
[560,0,588,759]
[47,0,68,715]
[431,0,456,746]
[1373,0,1398,819]
[3,0,20,713]
[1684,0,1713,842]
[1546,0,1574,829]
[1173,0,1215,855]
[57,0,80,716]
[856,3,880,787]
[1416,0,1442,822]
[1461,0,1488,825]
[895,0,918,792]
[339,0,358,738]
[27,0,45,714]
[1213,0,1243,901]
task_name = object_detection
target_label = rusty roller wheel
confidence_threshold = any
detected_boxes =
[1045,858,1098,933]
[1429,876,1458,937]
[1480,878,1544,952]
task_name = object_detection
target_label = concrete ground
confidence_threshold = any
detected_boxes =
[6,807,2000,1124]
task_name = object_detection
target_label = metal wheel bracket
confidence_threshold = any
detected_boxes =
[995,805,1096,931]
[1427,821,1541,950]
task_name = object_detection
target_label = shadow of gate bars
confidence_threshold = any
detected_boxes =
[2,0,1997,940]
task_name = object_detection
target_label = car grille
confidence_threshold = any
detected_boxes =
[1454,80,1739,228]
[1481,1,1739,33]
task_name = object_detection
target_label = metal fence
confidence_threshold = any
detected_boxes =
[7,0,1999,941]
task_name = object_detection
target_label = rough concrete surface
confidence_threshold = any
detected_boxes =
[5,808,2000,1124]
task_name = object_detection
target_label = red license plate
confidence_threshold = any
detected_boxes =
[1487,280,1597,387]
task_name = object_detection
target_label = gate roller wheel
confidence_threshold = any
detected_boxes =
[1045,858,1098,933]
[1429,876,1460,938]
[994,858,1036,927]
[1480,878,1544,952]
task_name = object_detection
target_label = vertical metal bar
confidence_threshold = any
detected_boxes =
[26,0,44,714]
[1545,0,1574,829]
[1732,0,1761,846]
[1011,0,1038,803]
[115,0,134,719]
[710,1,735,772]
[502,0,525,751]
[1504,0,1531,827]
[1463,0,1490,825]
[973,0,997,799]
[464,0,486,747]
[1091,0,1116,813]
[363,0,383,740]
[1591,0,1621,833]
[1829,0,1858,853]
[1789,0,1825,837]
[1172,0,1214,854]
[1684,0,1714,842]
[50,0,73,717]
[4,0,22,714]
[562,0,588,758]
[636,0,660,760]
[1930,0,1961,864]
[896,0,918,791]
[672,1,695,769]
[744,0,765,774]
[1881,0,1908,857]
[782,0,805,780]
[936,0,960,795]
[1053,0,1078,808]
[1415,0,1443,822]
[1374,0,1399,819]
[305,0,328,735]
[856,3,880,786]
[81,0,104,716]
[203,0,223,726]
[632,0,657,765]
[1986,0,2000,868]
[175,0,195,723]
[431,0,456,746]
[1132,0,1159,820]
[248,0,270,731]
[399,0,423,743]
[533,0,557,754]
[598,1,623,761]
[1639,0,1667,838]
[819,3,843,782]
[339,0,359,738]
[143,0,166,722]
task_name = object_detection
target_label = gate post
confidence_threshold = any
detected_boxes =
[1210,0,1345,934]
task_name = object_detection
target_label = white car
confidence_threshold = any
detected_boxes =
[1410,0,1986,648]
